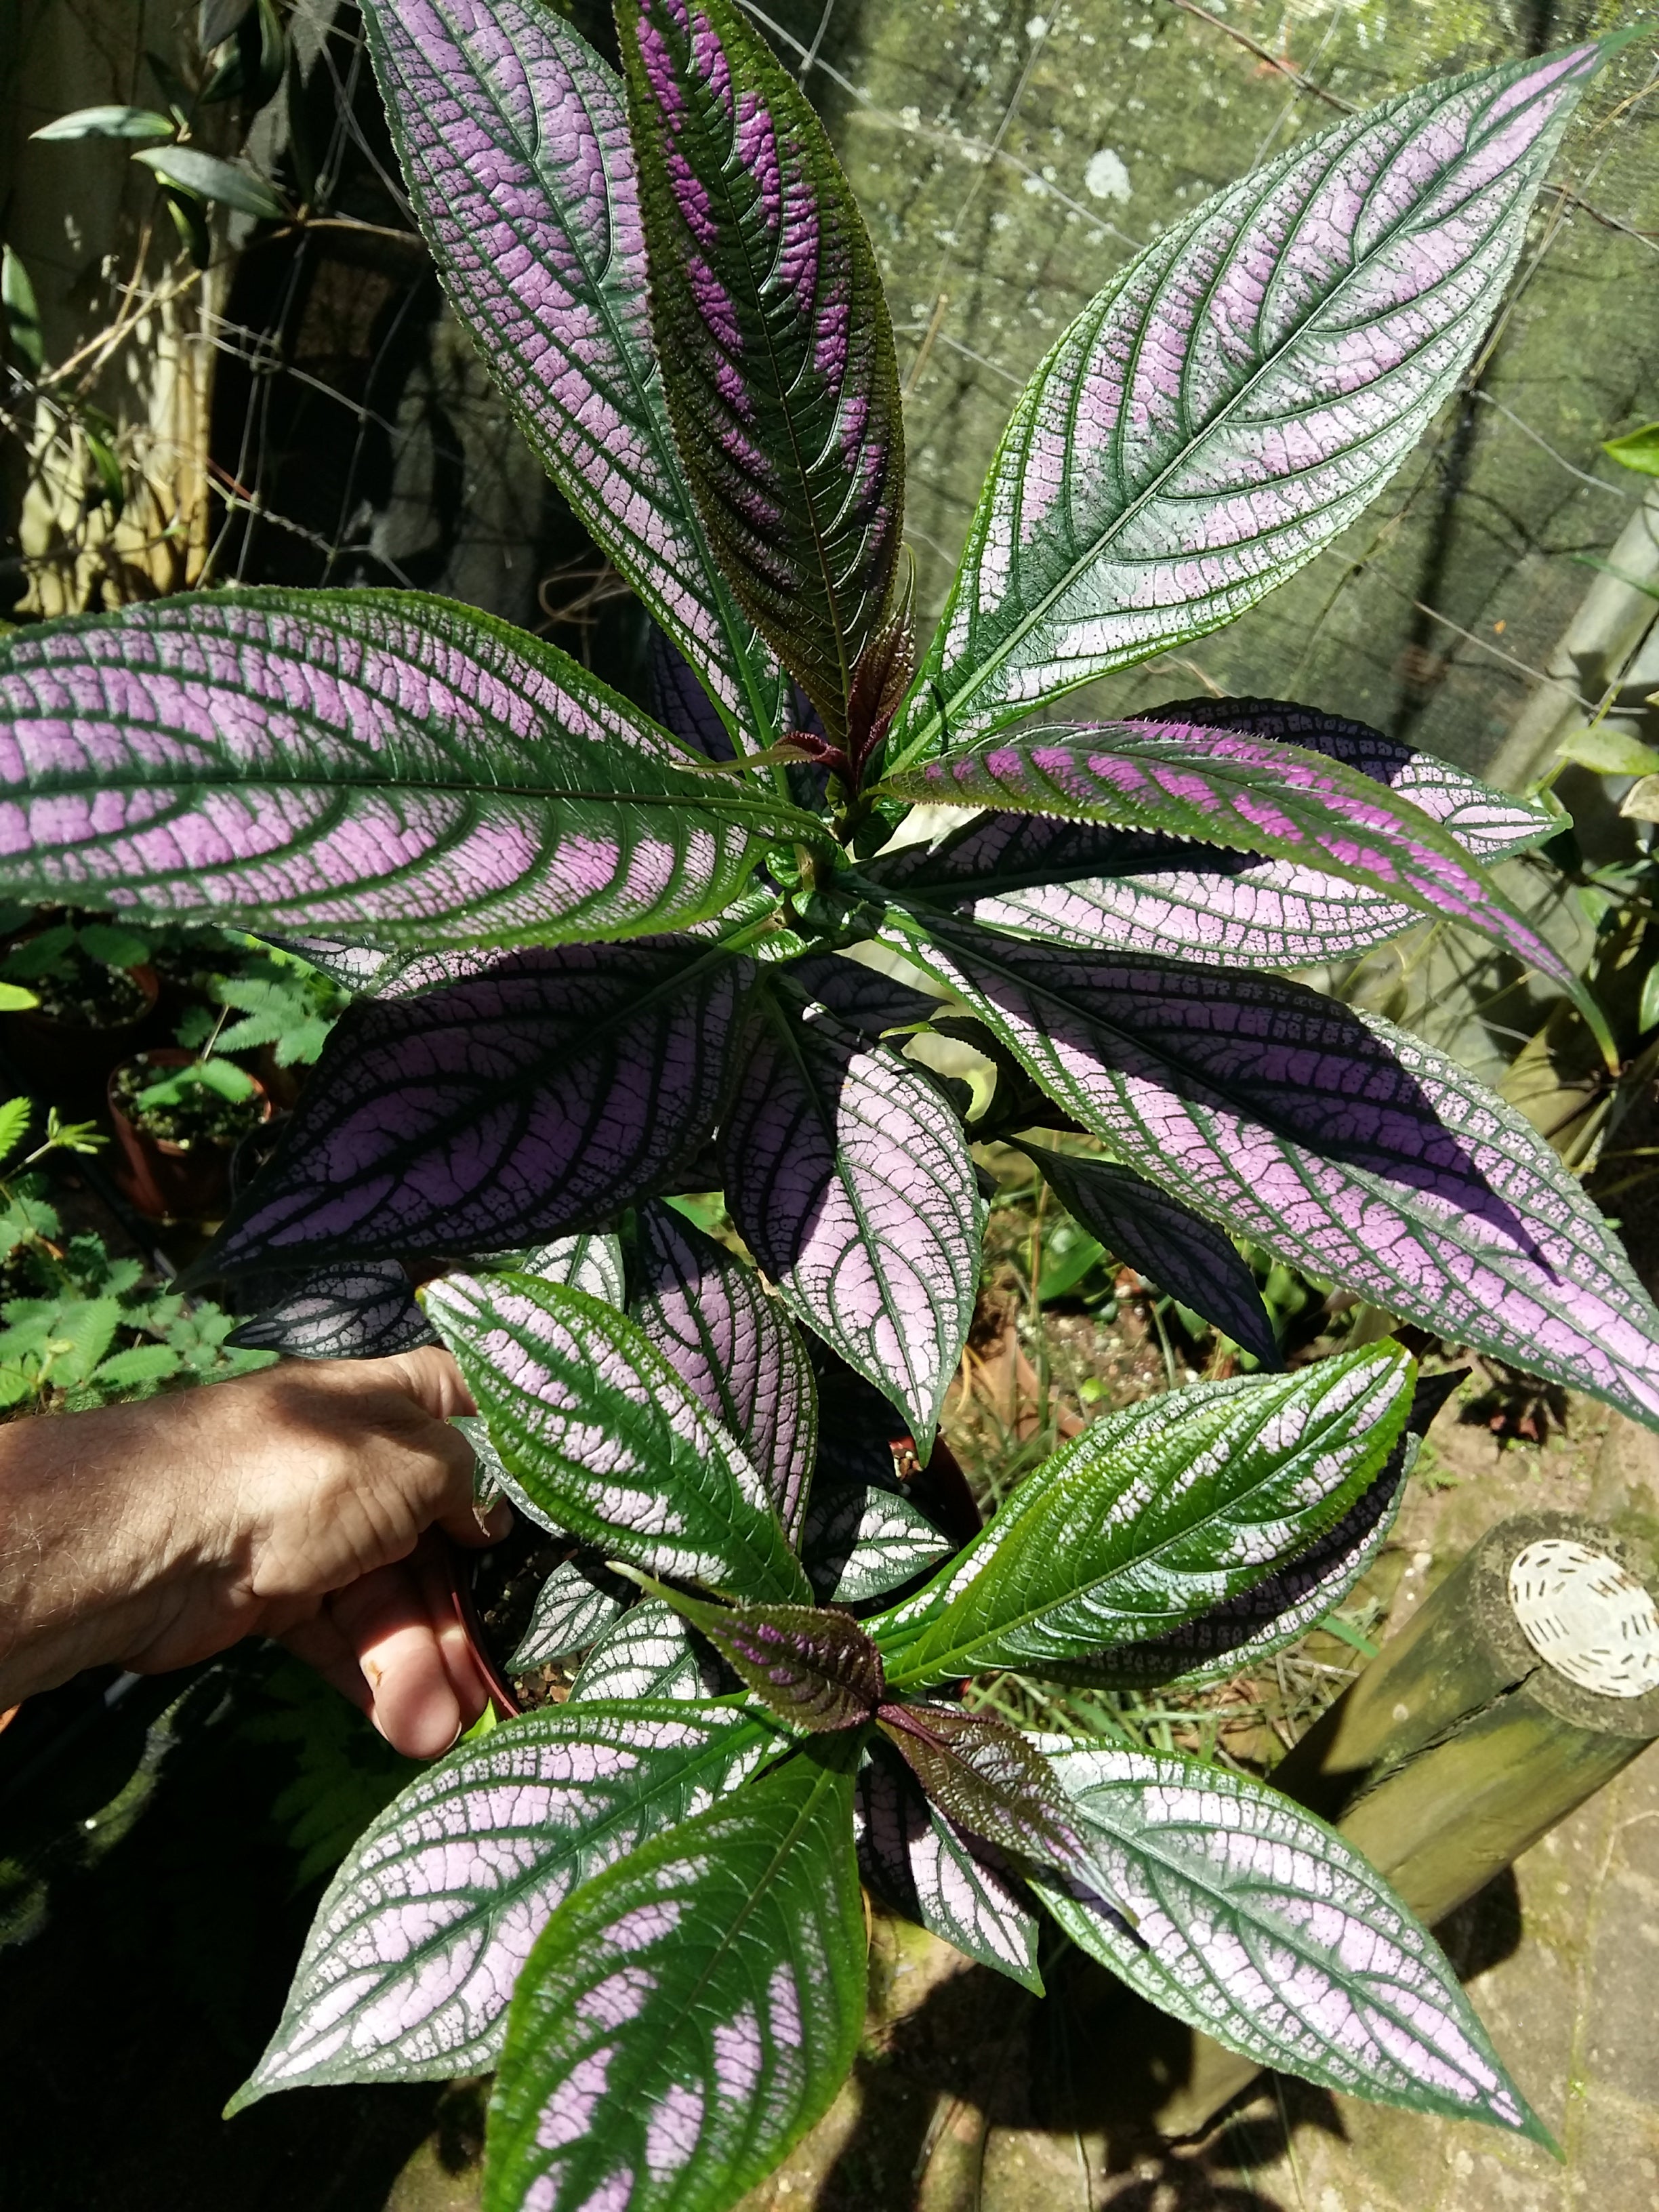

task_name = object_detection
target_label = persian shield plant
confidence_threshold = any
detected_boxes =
[0,3,1650,2201]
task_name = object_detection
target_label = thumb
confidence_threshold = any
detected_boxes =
[381,1342,477,1422]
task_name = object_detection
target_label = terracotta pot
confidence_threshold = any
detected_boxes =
[2,963,161,1113]
[442,1538,523,1720]
[106,1048,272,1223]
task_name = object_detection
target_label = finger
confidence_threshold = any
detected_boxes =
[331,1560,464,1759]
[438,1487,513,1549]
[414,1539,493,1723]
[382,1343,477,1422]
[278,1613,374,1716]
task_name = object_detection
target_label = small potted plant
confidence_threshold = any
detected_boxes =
[0,911,160,1108]
[106,1045,271,1222]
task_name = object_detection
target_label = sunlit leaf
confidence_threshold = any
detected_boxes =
[1033,1743,1547,2139]
[426,1272,809,1603]
[888,912,1659,1433]
[618,0,905,754]
[231,1700,778,2100]
[877,1346,1412,1689]
[226,1261,434,1359]
[889,42,1606,762]
[0,592,821,945]
[721,986,983,1452]
[485,1740,865,2212]
[359,0,788,750]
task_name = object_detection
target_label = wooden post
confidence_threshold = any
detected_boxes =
[1151,1510,1659,2137]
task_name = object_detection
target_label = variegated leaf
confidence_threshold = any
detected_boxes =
[890,913,1659,1433]
[226,1261,434,1359]
[1023,1144,1275,1366]
[360,0,788,749]
[230,1700,779,2100]
[631,1199,817,1542]
[802,1479,953,1605]
[1058,1371,1462,1691]
[721,987,983,1451]
[0,592,821,942]
[878,723,1591,1029]
[503,1233,627,1310]
[855,1740,1042,1994]
[889,43,1606,761]
[426,1273,809,1603]
[619,0,905,757]
[1033,1743,1545,2139]
[567,1598,715,1702]
[206,941,750,1274]
[509,1556,631,1672]
[485,1740,865,2212]
[876,1346,1414,1690]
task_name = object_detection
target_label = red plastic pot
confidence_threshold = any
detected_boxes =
[106,1048,272,1223]
[2,962,161,1113]
[443,1538,523,1720]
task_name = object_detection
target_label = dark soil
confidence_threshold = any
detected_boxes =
[471,1517,577,1712]
[111,1057,268,1149]
[18,947,150,1028]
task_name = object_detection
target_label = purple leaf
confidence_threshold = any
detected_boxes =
[877,1702,1084,1878]
[230,1700,780,2099]
[869,701,1553,969]
[1073,1371,1461,1691]
[890,914,1659,1431]
[1034,1742,1547,2139]
[855,1741,1042,1992]
[636,1577,886,1732]
[205,939,751,1273]
[649,626,736,763]
[226,1263,432,1360]
[631,1199,817,1542]
[359,0,788,749]
[789,951,941,1036]
[720,988,984,1452]
[618,0,905,756]
[1023,1144,1276,1365]
[426,1272,809,1602]
[890,42,1607,761]
[0,591,822,943]
[880,722,1596,1037]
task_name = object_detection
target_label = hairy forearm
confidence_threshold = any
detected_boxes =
[0,1389,228,1706]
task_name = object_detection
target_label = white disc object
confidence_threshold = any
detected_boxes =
[1507,1539,1659,1700]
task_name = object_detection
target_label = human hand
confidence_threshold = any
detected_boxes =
[0,1347,510,1757]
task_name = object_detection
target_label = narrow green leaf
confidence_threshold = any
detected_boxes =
[876,1346,1414,1690]
[132,144,286,220]
[33,106,176,143]
[425,1272,810,1603]
[1603,422,1659,476]
[0,1096,31,1162]
[1,247,43,375]
[486,1738,865,2212]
